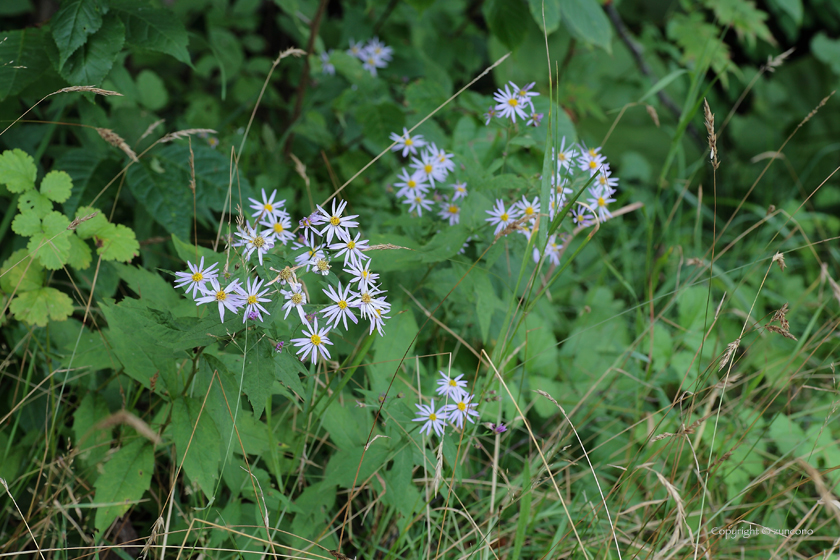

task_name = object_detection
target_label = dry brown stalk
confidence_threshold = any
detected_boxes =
[718,338,741,372]
[771,303,791,330]
[363,243,413,252]
[67,211,98,231]
[56,85,122,96]
[767,325,798,341]
[772,251,786,271]
[645,104,660,127]
[159,128,217,143]
[96,128,139,162]
[703,98,718,169]
[89,410,162,445]
[137,119,165,144]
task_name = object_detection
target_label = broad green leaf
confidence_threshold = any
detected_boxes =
[559,0,612,52]
[11,212,41,237]
[358,100,405,152]
[110,262,182,310]
[28,212,72,270]
[136,69,169,110]
[322,401,373,450]
[9,287,75,326]
[368,305,418,394]
[73,393,111,468]
[40,170,73,203]
[242,339,276,419]
[59,14,125,86]
[324,444,390,489]
[770,0,802,24]
[18,190,53,218]
[0,149,37,193]
[769,414,806,459]
[73,206,110,240]
[66,233,93,270]
[811,33,840,75]
[51,0,105,69]
[0,29,52,101]
[638,69,688,103]
[93,439,154,533]
[171,397,222,499]
[96,223,139,262]
[55,149,106,216]
[483,0,530,50]
[276,350,306,399]
[0,249,45,293]
[111,0,191,65]
[419,225,471,264]
[171,234,226,271]
[527,0,561,34]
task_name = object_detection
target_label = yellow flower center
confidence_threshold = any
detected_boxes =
[361,293,372,304]
[457,402,466,411]
[264,203,273,212]
[310,334,321,345]
[291,293,303,304]
[598,197,605,207]
[500,213,508,221]
[405,138,413,146]
[216,290,226,301]
[589,160,597,169]
[361,270,369,278]
[525,207,534,216]
[191,272,203,282]
[448,379,457,387]
[347,240,355,249]
[439,155,445,162]
[247,295,257,305]
[273,223,284,233]
[558,153,566,161]
[508,98,518,106]
[429,413,437,421]
[367,58,374,64]
[330,216,341,226]
[424,164,432,174]
[599,176,607,185]
[316,259,330,271]
[448,205,458,214]
[588,148,597,157]
[338,300,347,309]
[253,236,265,248]
[408,180,416,188]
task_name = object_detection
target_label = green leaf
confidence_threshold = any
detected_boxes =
[18,190,53,218]
[110,262,182,310]
[11,212,41,237]
[9,287,75,326]
[40,170,73,203]
[28,212,72,270]
[55,149,106,216]
[171,397,222,500]
[93,439,154,534]
[0,249,45,293]
[527,0,562,34]
[73,206,110,240]
[0,149,37,193]
[242,339,276,419]
[322,401,373,451]
[96,223,139,263]
[483,0,530,50]
[638,69,687,103]
[135,69,169,111]
[51,0,105,69]
[0,29,52,101]
[59,14,125,86]
[111,0,191,65]
[358,101,405,152]
[559,0,612,52]
[770,0,802,24]
[66,233,93,270]
[811,33,840,75]
[73,393,111,468]
[419,225,471,264]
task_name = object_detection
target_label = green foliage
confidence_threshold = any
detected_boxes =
[0,149,37,193]
[92,439,154,533]
[51,0,106,69]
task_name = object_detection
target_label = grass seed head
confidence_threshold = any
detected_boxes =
[703,98,719,170]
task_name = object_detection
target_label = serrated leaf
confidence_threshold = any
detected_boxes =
[0,249,45,293]
[67,233,93,270]
[9,287,75,326]
[59,14,125,86]
[18,190,53,218]
[0,29,52,101]
[93,439,154,533]
[73,206,110,240]
[527,0,561,34]
[560,0,612,52]
[96,223,139,262]
[0,149,37,193]
[483,0,530,50]
[73,393,111,468]
[28,212,72,270]
[40,170,73,203]
[111,0,191,65]
[242,339,276,419]
[51,0,105,69]
[171,397,222,500]
[11,212,41,237]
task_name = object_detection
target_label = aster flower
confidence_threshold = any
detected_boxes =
[237,276,272,323]
[510,81,539,110]
[571,206,595,228]
[438,201,460,226]
[410,150,448,187]
[321,282,359,330]
[577,144,607,175]
[329,232,370,266]
[320,51,335,75]
[450,181,468,201]
[247,188,285,220]
[298,212,325,246]
[353,284,388,320]
[174,257,219,299]
[292,318,333,364]
[294,243,326,272]
[281,282,308,322]
[260,212,294,245]
[526,111,544,127]
[311,255,331,276]
[394,168,429,199]
[483,107,497,125]
[413,400,448,437]
[195,278,244,322]
[366,304,389,336]
[554,137,578,172]
[366,37,393,61]
[587,185,616,222]
[532,233,564,266]
[362,51,387,76]
[233,223,274,266]
[436,371,468,400]
[389,127,426,157]
[485,199,519,236]
[317,199,359,244]
[445,393,479,430]
[493,84,528,122]
[593,168,619,191]
[347,38,366,60]
[514,195,540,223]
[403,194,434,216]
[427,143,455,173]
[344,260,380,292]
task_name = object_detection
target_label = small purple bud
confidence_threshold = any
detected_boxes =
[305,312,316,324]
[494,424,507,434]
[275,341,285,352]
[248,311,259,320]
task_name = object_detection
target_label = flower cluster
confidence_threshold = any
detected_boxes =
[412,372,480,437]
[485,137,620,265]
[388,128,467,225]
[173,189,390,365]
[347,37,393,77]
[484,81,542,126]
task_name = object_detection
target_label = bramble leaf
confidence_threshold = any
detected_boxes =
[40,170,73,203]
[560,0,612,53]
[0,149,37,193]
[51,0,105,69]
[111,0,191,65]
[93,439,154,533]
[0,249,45,293]
[0,29,51,101]
[73,206,110,240]
[59,14,125,86]
[67,233,93,270]
[18,190,53,218]
[28,212,72,270]
[11,212,41,237]
[9,287,74,326]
